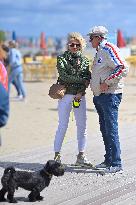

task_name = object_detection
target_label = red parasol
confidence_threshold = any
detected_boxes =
[40,32,48,56]
[40,32,46,49]
[117,29,126,48]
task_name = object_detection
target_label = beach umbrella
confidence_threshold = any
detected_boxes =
[117,29,126,48]
[40,32,46,49]
[12,30,17,41]
[40,32,48,55]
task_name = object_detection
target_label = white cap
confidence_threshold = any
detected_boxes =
[87,26,108,38]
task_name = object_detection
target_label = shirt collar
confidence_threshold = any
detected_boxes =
[96,39,107,54]
[99,39,107,47]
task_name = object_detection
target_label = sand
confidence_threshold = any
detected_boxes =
[0,75,136,205]
[0,75,136,157]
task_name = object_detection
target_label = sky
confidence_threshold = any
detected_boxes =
[0,0,136,38]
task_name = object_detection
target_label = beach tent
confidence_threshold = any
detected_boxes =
[117,29,126,48]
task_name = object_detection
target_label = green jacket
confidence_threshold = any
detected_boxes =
[57,51,91,95]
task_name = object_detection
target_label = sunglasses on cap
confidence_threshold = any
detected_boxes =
[68,43,81,48]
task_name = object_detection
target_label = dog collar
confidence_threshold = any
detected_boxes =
[44,171,52,178]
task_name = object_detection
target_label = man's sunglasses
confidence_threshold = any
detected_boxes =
[69,43,81,48]
[89,36,95,42]
[89,35,100,42]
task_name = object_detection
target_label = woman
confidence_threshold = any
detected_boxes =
[54,32,92,166]
[0,44,9,145]
[2,44,21,97]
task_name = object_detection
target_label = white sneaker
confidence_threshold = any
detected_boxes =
[75,155,94,167]
[17,95,27,102]
[13,95,23,100]
[105,166,123,173]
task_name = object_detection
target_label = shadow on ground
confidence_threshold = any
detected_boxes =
[0,161,43,171]
[0,161,104,175]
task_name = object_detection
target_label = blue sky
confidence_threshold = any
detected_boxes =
[0,0,135,38]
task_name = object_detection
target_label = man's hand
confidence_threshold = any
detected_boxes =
[74,93,82,101]
[100,82,109,92]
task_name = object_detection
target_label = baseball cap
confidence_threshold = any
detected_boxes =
[87,26,108,38]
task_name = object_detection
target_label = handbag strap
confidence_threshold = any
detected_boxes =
[57,77,68,88]
[56,79,59,84]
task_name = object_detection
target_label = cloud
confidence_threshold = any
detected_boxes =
[0,17,20,24]
[0,0,136,37]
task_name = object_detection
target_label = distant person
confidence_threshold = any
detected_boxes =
[87,26,129,173]
[54,32,92,166]
[8,41,26,101]
[2,44,21,97]
[0,44,9,145]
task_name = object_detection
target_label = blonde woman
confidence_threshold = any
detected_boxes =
[54,32,92,166]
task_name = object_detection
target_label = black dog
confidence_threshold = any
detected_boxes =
[0,160,64,203]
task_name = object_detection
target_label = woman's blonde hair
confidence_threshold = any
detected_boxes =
[67,32,86,50]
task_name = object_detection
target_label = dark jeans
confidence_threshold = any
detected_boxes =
[93,93,122,167]
[0,84,9,127]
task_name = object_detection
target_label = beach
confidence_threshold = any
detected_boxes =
[0,76,136,156]
[0,76,136,204]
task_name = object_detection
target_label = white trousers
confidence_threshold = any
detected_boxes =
[54,94,87,153]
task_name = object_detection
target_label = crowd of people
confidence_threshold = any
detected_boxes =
[0,40,26,144]
[0,25,129,174]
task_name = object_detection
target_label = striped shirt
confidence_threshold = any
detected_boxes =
[90,40,129,96]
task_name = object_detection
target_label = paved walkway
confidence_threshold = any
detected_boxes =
[0,123,136,205]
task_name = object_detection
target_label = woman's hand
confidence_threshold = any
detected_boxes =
[74,93,82,101]
[85,80,90,88]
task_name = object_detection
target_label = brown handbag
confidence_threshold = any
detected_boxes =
[48,83,66,99]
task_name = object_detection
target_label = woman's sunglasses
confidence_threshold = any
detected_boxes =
[68,43,81,48]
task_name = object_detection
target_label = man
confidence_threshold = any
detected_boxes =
[8,41,26,101]
[87,26,129,173]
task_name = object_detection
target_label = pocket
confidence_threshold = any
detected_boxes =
[113,94,122,107]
